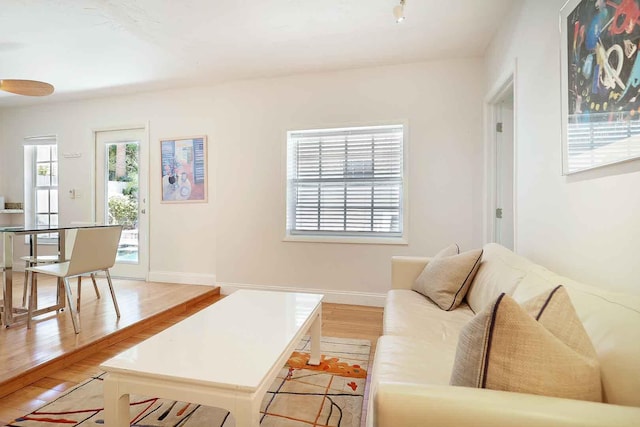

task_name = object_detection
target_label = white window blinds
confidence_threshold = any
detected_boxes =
[287,124,404,238]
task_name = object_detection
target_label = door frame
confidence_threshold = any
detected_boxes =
[484,60,518,251]
[92,123,150,280]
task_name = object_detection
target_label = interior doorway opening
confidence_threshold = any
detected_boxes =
[486,74,516,251]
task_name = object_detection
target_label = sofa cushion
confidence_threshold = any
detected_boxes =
[384,290,475,341]
[412,248,483,311]
[510,270,556,303]
[372,335,458,387]
[466,243,528,313]
[367,334,461,427]
[450,290,602,402]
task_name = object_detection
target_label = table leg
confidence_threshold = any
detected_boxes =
[56,232,66,310]
[233,395,261,427]
[3,233,14,327]
[308,306,322,366]
[32,234,38,309]
[103,375,130,427]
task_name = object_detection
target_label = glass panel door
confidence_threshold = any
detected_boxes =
[95,128,148,279]
[107,141,140,263]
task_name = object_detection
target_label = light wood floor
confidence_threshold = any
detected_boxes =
[0,277,383,425]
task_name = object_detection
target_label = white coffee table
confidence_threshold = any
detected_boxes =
[100,290,323,426]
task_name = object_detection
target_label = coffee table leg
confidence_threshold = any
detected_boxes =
[308,307,322,366]
[103,375,130,427]
[233,395,261,427]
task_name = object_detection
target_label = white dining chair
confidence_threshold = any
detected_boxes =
[26,226,123,334]
[20,229,102,308]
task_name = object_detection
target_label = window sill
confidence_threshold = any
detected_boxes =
[283,234,408,245]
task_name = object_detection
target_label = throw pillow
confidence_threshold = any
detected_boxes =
[412,247,483,311]
[434,243,460,257]
[450,288,602,402]
[521,285,599,361]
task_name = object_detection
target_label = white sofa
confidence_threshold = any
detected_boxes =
[367,243,640,427]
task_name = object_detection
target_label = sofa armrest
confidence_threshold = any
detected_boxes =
[374,382,640,427]
[391,256,431,290]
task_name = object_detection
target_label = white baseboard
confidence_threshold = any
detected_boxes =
[218,282,386,307]
[147,271,217,286]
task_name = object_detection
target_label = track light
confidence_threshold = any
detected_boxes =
[393,0,406,23]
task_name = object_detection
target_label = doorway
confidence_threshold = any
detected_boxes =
[487,77,516,250]
[95,127,149,279]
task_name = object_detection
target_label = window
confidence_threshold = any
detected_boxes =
[24,136,58,242]
[286,124,406,243]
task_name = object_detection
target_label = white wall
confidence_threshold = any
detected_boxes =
[214,61,485,301]
[485,1,640,294]
[0,91,218,280]
[0,59,485,302]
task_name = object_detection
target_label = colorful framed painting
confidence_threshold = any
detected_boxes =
[160,136,208,203]
[561,0,640,174]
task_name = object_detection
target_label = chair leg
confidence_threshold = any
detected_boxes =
[105,269,120,318]
[27,271,37,329]
[76,276,82,314]
[57,278,64,311]
[63,277,81,334]
[22,260,29,307]
[91,273,101,299]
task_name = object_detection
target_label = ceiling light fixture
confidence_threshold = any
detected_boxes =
[393,0,406,23]
[0,79,54,97]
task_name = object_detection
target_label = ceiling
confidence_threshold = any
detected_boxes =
[0,0,516,108]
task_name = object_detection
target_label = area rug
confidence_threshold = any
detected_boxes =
[7,336,370,427]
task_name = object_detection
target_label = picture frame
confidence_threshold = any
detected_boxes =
[160,135,208,203]
[560,0,640,175]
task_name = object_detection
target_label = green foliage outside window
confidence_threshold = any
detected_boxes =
[108,195,137,229]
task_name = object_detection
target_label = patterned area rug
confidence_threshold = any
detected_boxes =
[7,336,370,427]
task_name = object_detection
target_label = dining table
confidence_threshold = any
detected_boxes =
[0,222,118,327]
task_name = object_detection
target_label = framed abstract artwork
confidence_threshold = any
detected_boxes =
[160,135,208,203]
[561,0,640,174]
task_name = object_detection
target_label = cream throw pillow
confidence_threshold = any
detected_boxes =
[434,243,460,257]
[450,286,602,402]
[521,286,600,362]
[413,247,482,311]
